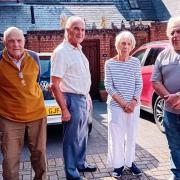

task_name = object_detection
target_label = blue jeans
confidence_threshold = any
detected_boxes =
[164,111,180,179]
[63,93,88,179]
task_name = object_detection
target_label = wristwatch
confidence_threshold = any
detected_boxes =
[133,97,138,102]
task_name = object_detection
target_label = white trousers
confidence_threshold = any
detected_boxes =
[107,105,140,168]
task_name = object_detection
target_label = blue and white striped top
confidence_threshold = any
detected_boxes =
[104,57,142,107]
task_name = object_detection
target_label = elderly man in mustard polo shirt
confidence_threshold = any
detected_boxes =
[0,27,47,180]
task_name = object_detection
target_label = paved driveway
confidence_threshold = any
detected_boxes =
[0,101,170,180]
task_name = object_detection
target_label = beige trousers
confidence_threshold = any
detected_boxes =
[0,117,47,180]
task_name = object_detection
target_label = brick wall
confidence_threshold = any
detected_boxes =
[26,21,168,83]
[150,22,168,41]
[27,29,116,81]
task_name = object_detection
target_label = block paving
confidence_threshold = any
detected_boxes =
[0,101,171,180]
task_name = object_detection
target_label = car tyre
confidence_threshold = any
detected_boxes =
[88,123,92,135]
[153,96,165,132]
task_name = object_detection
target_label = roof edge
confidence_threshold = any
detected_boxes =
[24,2,114,5]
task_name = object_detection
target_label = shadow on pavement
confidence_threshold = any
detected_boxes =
[91,100,168,180]
[140,109,155,123]
[0,101,169,179]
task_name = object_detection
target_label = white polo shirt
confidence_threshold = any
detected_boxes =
[51,40,91,96]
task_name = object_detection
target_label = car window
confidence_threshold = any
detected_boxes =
[144,48,164,66]
[40,60,50,78]
[40,56,51,78]
[39,56,53,100]
[132,49,146,62]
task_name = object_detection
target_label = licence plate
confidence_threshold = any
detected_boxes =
[46,106,61,116]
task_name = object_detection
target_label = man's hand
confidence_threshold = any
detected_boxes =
[165,93,180,110]
[172,98,180,110]
[61,108,71,122]
[87,94,92,112]
[51,76,71,122]
[164,93,180,108]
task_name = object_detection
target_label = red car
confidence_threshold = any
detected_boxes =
[132,40,170,132]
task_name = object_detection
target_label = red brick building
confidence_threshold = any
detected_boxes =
[26,22,168,99]
[0,0,174,99]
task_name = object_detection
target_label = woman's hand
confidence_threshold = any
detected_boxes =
[123,99,136,113]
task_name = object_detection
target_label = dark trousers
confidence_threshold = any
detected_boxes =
[164,111,180,179]
[63,93,88,179]
[0,117,47,180]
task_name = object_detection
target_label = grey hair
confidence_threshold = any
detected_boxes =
[3,27,24,42]
[167,16,180,37]
[64,16,85,39]
[115,31,136,51]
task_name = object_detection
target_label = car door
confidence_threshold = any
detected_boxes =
[133,47,150,107]
[141,47,164,108]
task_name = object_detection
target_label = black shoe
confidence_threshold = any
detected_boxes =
[67,177,82,180]
[112,166,124,178]
[128,162,142,176]
[78,164,97,172]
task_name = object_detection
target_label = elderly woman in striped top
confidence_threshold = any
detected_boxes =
[104,31,143,178]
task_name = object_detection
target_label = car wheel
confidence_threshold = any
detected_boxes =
[153,96,165,132]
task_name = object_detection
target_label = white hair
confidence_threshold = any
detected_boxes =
[167,16,180,37]
[64,16,85,39]
[3,27,24,42]
[115,31,136,51]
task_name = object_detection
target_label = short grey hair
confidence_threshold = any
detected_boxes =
[167,16,180,37]
[3,27,24,42]
[115,31,136,51]
[64,16,85,39]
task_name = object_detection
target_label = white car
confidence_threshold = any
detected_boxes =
[39,53,93,133]
[45,99,61,125]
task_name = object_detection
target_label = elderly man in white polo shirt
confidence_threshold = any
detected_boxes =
[50,16,97,180]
